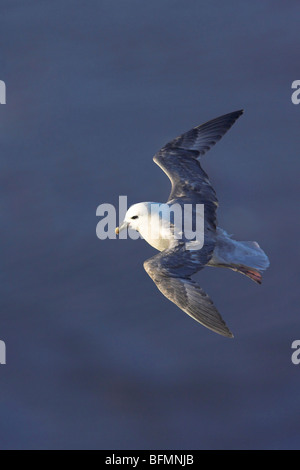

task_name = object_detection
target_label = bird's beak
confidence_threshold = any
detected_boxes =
[115,221,128,235]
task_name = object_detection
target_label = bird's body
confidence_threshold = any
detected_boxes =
[116,110,269,337]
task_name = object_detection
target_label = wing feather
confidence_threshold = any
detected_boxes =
[144,244,233,338]
[154,110,243,206]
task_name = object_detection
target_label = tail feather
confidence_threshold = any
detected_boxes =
[236,240,270,272]
[209,229,270,283]
[230,265,263,284]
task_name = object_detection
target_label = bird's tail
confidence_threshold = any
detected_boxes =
[210,230,270,284]
[227,240,270,284]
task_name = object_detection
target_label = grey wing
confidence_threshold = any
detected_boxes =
[144,244,233,338]
[154,110,243,212]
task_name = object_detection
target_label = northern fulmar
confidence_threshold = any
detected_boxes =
[116,110,269,338]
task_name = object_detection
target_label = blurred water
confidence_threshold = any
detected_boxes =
[0,0,300,450]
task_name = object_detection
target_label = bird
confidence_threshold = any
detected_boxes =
[115,110,269,338]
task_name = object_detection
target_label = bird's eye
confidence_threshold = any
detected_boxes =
[131,216,138,220]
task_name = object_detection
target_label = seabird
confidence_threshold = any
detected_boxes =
[116,110,269,338]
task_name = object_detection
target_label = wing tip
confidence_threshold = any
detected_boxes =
[225,330,235,339]
[224,108,244,122]
[231,108,244,115]
[211,324,234,339]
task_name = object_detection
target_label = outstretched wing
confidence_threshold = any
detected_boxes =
[144,243,233,338]
[153,110,244,229]
[142,111,243,337]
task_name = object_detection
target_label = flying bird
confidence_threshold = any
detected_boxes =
[116,110,269,337]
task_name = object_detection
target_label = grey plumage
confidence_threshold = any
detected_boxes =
[144,241,233,338]
[142,110,268,338]
[117,110,269,337]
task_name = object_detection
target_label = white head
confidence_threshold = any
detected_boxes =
[115,202,153,235]
[116,201,173,252]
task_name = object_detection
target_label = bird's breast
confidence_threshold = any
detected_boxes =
[138,213,175,252]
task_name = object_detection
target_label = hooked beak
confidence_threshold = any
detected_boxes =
[115,221,128,235]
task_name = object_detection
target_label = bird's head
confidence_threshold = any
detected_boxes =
[115,202,153,235]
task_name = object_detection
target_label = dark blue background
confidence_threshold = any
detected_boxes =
[0,0,299,450]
